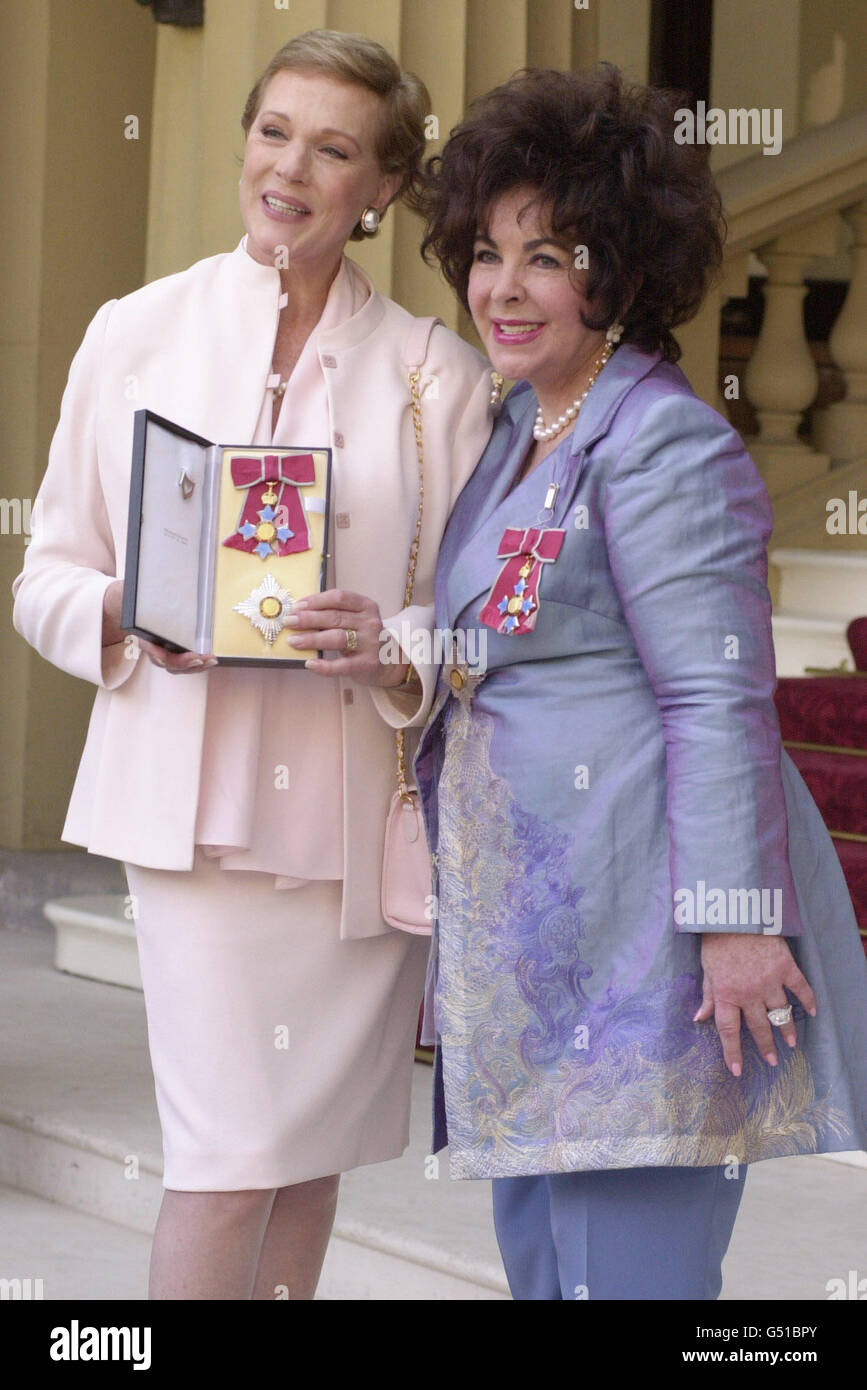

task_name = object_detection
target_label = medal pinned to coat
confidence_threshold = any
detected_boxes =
[478,330,623,637]
[478,485,565,636]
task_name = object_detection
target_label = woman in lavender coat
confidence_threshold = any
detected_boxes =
[414,66,867,1300]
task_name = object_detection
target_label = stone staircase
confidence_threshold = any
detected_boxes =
[774,625,867,950]
[0,922,509,1301]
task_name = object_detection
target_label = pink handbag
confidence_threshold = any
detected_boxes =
[381,781,432,935]
[380,325,439,936]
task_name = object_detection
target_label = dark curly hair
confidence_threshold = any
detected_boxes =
[418,64,726,362]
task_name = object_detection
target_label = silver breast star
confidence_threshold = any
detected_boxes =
[232,573,294,646]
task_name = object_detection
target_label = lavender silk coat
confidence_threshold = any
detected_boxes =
[414,344,867,1181]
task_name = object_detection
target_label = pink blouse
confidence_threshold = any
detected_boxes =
[193,248,371,887]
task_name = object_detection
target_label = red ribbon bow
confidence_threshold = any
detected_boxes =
[478,525,565,635]
[222,452,316,559]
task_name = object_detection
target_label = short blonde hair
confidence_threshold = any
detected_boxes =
[241,29,431,239]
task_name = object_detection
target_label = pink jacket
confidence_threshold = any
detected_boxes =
[12,241,493,939]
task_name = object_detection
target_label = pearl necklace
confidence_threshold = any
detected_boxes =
[533,340,616,442]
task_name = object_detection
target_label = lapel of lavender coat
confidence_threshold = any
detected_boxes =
[438,346,664,633]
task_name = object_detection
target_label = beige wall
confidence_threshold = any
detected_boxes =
[0,0,155,847]
[708,0,867,164]
[800,0,867,128]
[710,0,802,172]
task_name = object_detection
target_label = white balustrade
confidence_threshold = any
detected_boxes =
[743,221,836,497]
[818,197,867,466]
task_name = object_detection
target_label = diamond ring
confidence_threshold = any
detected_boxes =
[766,1005,793,1027]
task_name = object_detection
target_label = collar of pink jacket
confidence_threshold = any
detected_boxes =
[233,235,384,356]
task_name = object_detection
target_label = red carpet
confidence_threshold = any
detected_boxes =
[774,673,867,952]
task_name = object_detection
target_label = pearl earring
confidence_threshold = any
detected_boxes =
[489,371,504,409]
[360,206,381,236]
[606,321,625,345]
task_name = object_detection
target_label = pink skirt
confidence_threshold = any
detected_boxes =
[125,850,428,1190]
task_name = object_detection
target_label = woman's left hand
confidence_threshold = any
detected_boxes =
[695,932,817,1078]
[286,588,407,687]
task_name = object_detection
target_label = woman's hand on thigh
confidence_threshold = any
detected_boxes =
[695,932,817,1078]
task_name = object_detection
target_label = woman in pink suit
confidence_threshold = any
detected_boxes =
[12,30,493,1300]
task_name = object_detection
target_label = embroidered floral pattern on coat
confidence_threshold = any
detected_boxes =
[435,700,851,1180]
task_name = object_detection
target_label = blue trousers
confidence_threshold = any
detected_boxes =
[492,1163,747,1300]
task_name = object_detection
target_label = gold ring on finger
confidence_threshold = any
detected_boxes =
[344,627,358,653]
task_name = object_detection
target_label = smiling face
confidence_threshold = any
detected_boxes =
[239,68,402,272]
[467,186,607,398]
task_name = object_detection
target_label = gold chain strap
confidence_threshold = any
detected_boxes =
[403,369,425,608]
[395,368,425,803]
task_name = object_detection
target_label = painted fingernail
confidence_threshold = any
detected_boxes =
[809,1007,817,1017]
[731,1062,741,1078]
[786,1036,797,1048]
[692,1010,701,1022]
[764,1052,778,1066]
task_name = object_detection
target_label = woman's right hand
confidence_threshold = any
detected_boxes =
[102,579,216,673]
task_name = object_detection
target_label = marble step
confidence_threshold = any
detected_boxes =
[770,547,867,676]
[45,894,141,991]
[772,613,855,676]
[771,548,867,622]
[0,1184,151,1301]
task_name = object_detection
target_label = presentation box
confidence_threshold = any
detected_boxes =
[122,410,331,665]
